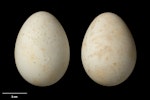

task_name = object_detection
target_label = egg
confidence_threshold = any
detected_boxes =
[15,11,70,87]
[81,12,136,86]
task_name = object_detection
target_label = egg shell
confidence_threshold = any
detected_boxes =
[15,11,70,87]
[81,12,136,86]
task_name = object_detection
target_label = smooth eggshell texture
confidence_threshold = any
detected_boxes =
[81,12,136,86]
[15,11,70,87]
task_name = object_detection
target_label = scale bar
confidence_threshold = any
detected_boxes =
[2,92,27,94]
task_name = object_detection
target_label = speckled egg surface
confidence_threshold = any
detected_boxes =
[15,11,70,87]
[81,12,136,86]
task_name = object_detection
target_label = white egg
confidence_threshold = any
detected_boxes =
[81,12,136,86]
[15,11,70,87]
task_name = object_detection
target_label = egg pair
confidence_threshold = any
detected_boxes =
[15,11,136,87]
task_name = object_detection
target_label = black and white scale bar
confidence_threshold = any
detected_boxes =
[2,92,27,94]
[2,92,27,98]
